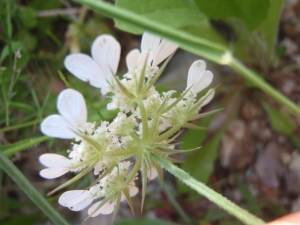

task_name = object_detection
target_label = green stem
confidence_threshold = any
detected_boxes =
[138,100,149,139]
[75,0,300,117]
[0,152,69,225]
[230,58,300,116]
[155,122,182,143]
[154,154,265,225]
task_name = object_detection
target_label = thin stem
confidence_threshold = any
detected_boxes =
[154,154,265,225]
[230,58,300,116]
[154,122,182,143]
[149,117,158,138]
[138,100,149,139]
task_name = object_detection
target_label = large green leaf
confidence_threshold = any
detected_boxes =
[261,101,296,134]
[115,0,225,44]
[194,0,270,30]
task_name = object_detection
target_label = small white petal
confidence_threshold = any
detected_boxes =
[39,153,71,168]
[137,51,154,69]
[129,185,139,197]
[153,40,178,66]
[40,115,76,139]
[91,35,121,81]
[126,49,140,71]
[147,167,158,180]
[39,168,70,179]
[57,89,87,130]
[88,201,115,217]
[200,90,215,107]
[59,190,93,211]
[141,32,161,54]
[187,60,213,93]
[64,53,107,88]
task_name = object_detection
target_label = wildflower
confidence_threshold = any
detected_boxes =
[64,35,120,94]
[40,89,90,139]
[39,154,71,179]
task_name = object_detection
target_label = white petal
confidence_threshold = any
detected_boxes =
[141,32,161,54]
[59,190,93,211]
[39,168,70,179]
[91,34,121,81]
[187,60,213,93]
[88,201,115,217]
[147,167,158,180]
[200,90,215,107]
[39,153,71,168]
[40,115,76,139]
[64,53,107,88]
[129,185,139,197]
[126,49,140,71]
[57,89,87,130]
[137,51,154,69]
[153,40,178,67]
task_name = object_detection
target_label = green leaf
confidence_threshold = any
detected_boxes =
[115,0,205,34]
[116,218,179,225]
[0,42,29,68]
[257,0,285,59]
[0,152,69,225]
[0,136,50,157]
[180,128,224,193]
[115,0,225,44]
[194,0,270,30]
[19,7,38,29]
[261,101,296,134]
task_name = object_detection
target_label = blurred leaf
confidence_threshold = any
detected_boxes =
[116,218,179,225]
[257,0,285,59]
[194,0,270,30]
[0,42,30,68]
[19,7,37,29]
[179,128,224,194]
[0,136,50,157]
[115,0,225,44]
[261,101,296,134]
[236,176,261,214]
[2,214,43,225]
[17,30,38,51]
[116,0,205,34]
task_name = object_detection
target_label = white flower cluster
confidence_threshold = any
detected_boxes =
[39,33,215,218]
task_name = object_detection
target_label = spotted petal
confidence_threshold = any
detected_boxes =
[57,89,87,130]
[88,201,115,216]
[91,34,121,81]
[59,190,93,211]
[64,53,107,88]
[40,115,76,139]
[187,60,213,94]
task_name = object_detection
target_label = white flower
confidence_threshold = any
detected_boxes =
[40,89,87,139]
[126,32,178,77]
[187,60,213,94]
[58,190,94,211]
[39,153,71,179]
[64,35,120,94]
[186,60,214,106]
